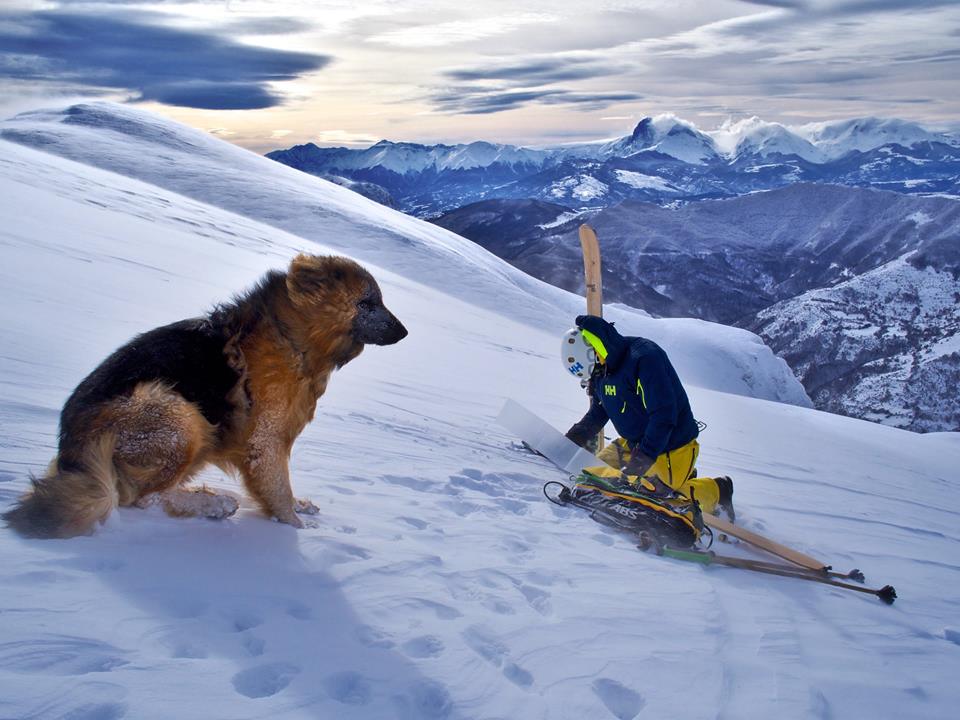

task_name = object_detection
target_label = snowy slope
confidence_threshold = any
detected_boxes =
[2,117,960,720]
[0,103,804,406]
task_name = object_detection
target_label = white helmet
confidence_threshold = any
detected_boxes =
[561,328,597,385]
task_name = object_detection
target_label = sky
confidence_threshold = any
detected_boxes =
[1,0,959,153]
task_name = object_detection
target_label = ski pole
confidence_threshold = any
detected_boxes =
[657,546,896,605]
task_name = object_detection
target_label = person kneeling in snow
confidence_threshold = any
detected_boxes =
[565,315,735,520]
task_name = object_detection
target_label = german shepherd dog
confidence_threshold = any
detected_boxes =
[3,254,407,538]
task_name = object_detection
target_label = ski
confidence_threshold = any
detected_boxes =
[499,400,873,581]
[702,512,827,572]
[578,223,605,451]
[578,223,603,317]
[498,399,603,476]
[644,543,895,605]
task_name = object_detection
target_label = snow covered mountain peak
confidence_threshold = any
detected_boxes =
[794,116,956,160]
[619,113,719,164]
[709,116,823,162]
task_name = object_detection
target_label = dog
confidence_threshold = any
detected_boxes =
[3,254,407,538]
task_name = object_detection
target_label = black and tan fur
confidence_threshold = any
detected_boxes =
[3,254,407,538]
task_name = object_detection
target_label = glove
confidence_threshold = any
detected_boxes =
[621,450,655,478]
[564,426,589,446]
[565,426,599,453]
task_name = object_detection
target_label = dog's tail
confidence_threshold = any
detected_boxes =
[3,434,120,539]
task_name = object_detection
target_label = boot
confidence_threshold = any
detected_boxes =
[715,475,735,522]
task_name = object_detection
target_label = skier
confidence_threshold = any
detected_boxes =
[564,315,735,520]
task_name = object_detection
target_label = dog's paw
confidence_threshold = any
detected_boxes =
[134,493,160,509]
[294,498,320,515]
[275,511,305,529]
[205,493,240,520]
[160,487,240,520]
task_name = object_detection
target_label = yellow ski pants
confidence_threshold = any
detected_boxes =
[590,437,721,514]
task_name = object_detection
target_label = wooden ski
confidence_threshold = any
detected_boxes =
[578,224,603,317]
[703,512,828,572]
[578,223,604,450]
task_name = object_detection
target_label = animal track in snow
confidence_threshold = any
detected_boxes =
[286,600,312,620]
[518,584,552,615]
[231,662,300,699]
[394,680,453,720]
[411,598,462,620]
[228,611,264,632]
[354,624,396,649]
[323,670,373,705]
[401,635,445,658]
[591,678,646,720]
[461,624,534,688]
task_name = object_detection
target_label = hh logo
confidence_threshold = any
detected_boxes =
[568,362,584,375]
[604,385,617,396]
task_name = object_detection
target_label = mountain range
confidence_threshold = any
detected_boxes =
[430,186,960,433]
[267,115,960,216]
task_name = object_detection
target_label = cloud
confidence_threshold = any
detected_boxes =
[0,10,332,110]
[444,56,631,85]
[223,16,315,36]
[431,86,642,115]
[716,0,960,39]
[365,12,556,48]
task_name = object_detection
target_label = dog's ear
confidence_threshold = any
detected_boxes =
[286,254,345,305]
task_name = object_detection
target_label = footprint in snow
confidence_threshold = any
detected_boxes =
[401,635,445,658]
[591,678,646,720]
[323,670,373,705]
[355,624,396,649]
[519,584,552,616]
[228,611,264,632]
[461,625,534,689]
[231,662,300,699]
[394,680,453,720]
[286,600,312,620]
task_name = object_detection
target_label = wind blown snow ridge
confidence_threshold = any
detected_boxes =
[1,107,960,719]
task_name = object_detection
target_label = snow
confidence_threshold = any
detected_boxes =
[536,210,583,230]
[907,210,933,226]
[613,170,677,193]
[794,117,950,161]
[548,175,609,202]
[710,117,824,163]
[1,103,959,719]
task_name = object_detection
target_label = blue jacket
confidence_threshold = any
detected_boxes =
[567,316,699,458]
